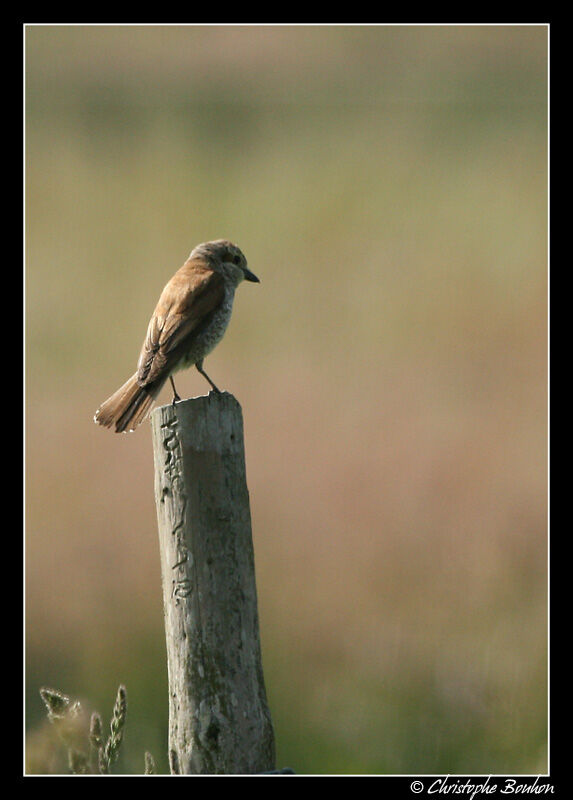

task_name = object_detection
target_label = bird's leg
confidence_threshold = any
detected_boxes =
[169,376,181,405]
[196,360,221,393]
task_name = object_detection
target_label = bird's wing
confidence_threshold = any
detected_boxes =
[137,260,225,386]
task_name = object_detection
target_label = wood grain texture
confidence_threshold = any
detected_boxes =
[151,392,275,775]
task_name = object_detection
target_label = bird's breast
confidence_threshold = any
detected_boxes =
[174,292,235,372]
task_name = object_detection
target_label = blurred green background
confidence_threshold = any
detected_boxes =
[25,25,547,775]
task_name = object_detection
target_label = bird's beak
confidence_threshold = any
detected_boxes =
[243,267,260,283]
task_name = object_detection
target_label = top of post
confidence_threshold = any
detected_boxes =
[151,391,244,451]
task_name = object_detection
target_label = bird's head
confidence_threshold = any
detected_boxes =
[191,239,259,285]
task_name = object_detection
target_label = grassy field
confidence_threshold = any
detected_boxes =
[25,25,547,775]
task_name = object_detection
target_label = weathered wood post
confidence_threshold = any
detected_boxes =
[151,391,276,775]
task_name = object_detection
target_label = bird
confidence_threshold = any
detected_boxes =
[94,239,259,433]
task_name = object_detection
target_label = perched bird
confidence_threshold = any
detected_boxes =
[94,239,259,433]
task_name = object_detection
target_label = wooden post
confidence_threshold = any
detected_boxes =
[151,392,276,775]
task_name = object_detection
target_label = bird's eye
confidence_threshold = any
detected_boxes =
[232,254,241,265]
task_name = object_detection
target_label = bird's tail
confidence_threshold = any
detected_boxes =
[94,373,161,433]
